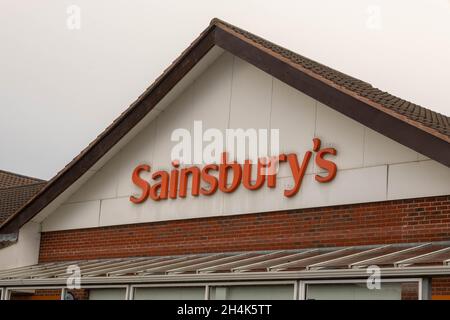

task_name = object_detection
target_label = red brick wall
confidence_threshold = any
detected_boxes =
[67,289,89,300]
[38,195,450,262]
[432,277,450,299]
[10,289,60,300]
[401,282,419,300]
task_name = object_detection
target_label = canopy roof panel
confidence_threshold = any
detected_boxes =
[1,242,450,286]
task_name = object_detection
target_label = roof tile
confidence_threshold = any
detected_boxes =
[0,170,43,189]
[0,183,46,225]
[0,171,46,226]
[213,19,450,137]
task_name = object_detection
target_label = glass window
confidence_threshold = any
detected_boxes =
[210,285,294,300]
[88,288,126,300]
[134,287,205,300]
[8,289,61,300]
[306,282,419,300]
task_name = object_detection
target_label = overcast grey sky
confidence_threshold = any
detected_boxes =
[0,0,449,180]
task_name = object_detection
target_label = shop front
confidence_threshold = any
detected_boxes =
[0,19,449,300]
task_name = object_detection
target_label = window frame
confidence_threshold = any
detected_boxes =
[299,278,423,300]
[63,284,129,300]
[0,278,424,300]
[131,280,297,300]
[4,286,63,300]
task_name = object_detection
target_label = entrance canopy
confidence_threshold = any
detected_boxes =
[1,242,450,287]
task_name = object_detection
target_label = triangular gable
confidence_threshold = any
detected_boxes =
[1,18,449,234]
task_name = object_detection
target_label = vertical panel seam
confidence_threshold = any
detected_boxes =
[98,199,102,227]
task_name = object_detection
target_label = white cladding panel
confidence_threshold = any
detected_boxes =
[41,52,450,232]
[363,128,420,166]
[271,78,316,176]
[43,200,100,231]
[0,222,40,270]
[388,161,450,200]
[315,103,365,170]
[229,57,272,130]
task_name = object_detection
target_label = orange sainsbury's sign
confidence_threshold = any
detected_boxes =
[130,138,337,203]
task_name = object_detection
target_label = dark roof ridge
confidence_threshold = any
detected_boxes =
[211,18,371,85]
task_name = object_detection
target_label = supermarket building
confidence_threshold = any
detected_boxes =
[0,19,449,300]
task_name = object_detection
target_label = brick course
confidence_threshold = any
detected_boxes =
[432,277,450,298]
[39,195,450,262]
